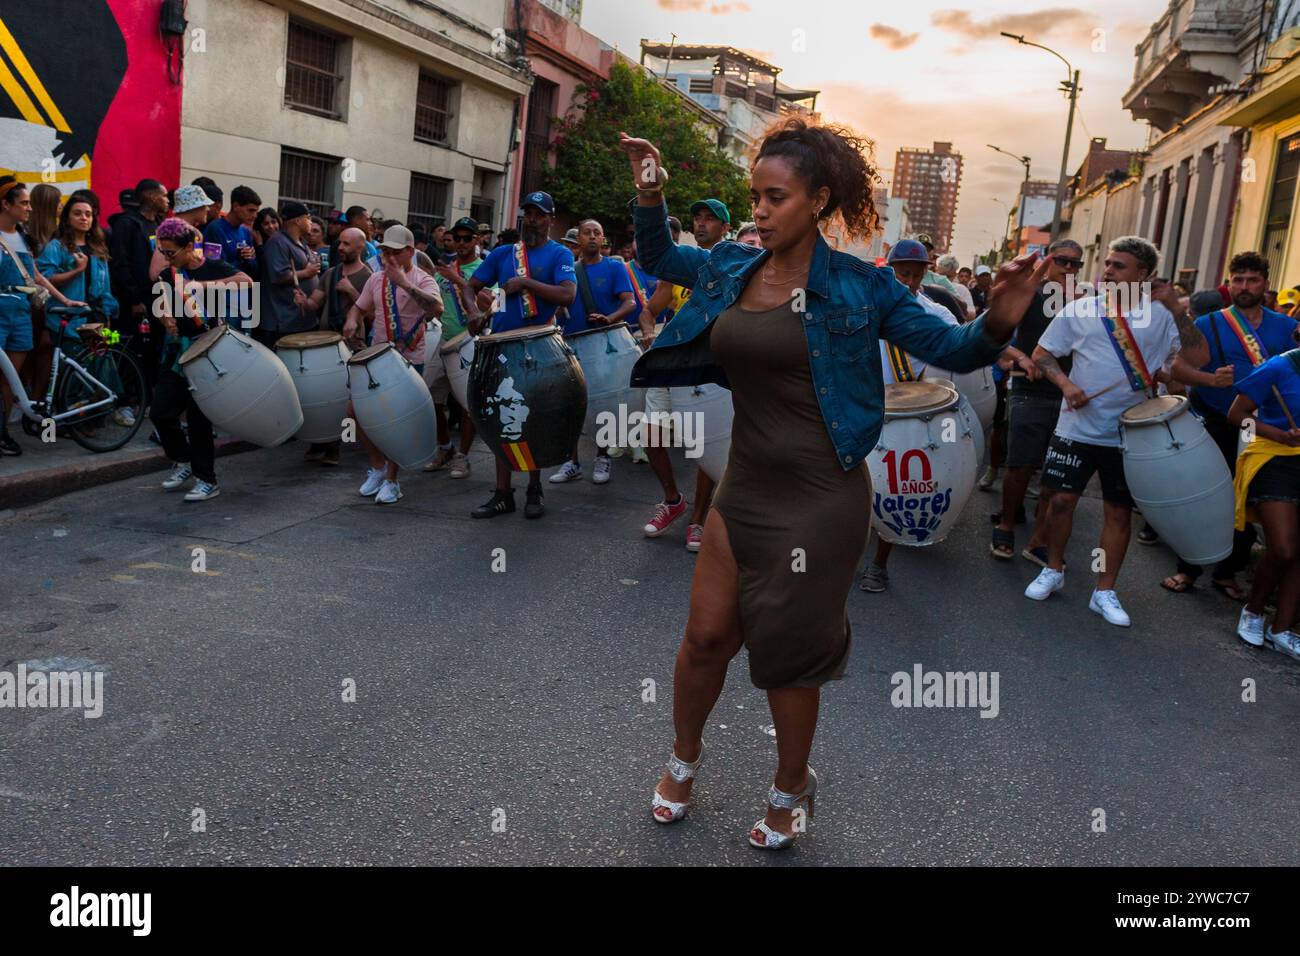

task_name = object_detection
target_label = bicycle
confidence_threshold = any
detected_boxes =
[0,289,147,453]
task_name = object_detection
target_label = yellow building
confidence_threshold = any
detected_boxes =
[1224,28,1300,289]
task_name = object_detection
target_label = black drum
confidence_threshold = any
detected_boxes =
[467,324,586,470]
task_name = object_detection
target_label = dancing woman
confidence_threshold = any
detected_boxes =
[623,119,1046,849]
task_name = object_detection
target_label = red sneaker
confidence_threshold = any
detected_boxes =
[685,523,703,552]
[644,496,688,537]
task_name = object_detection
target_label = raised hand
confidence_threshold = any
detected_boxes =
[984,253,1052,339]
[618,132,665,189]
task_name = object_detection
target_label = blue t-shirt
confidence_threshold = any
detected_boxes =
[1236,352,1300,432]
[630,260,673,326]
[1195,307,1297,416]
[203,217,258,277]
[563,256,634,335]
[474,240,575,334]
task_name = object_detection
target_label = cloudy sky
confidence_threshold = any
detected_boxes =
[582,0,1168,261]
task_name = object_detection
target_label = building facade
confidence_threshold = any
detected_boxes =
[182,0,529,234]
[891,142,962,253]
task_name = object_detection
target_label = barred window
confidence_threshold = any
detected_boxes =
[408,173,451,234]
[415,71,453,145]
[688,78,713,94]
[279,149,339,219]
[284,19,344,118]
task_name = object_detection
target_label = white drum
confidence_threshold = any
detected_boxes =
[347,343,437,469]
[180,324,303,447]
[568,323,641,435]
[276,331,351,443]
[1120,395,1233,565]
[666,383,734,483]
[867,381,978,546]
[419,317,444,372]
[438,330,475,410]
[949,365,997,434]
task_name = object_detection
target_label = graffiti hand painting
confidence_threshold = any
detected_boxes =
[0,1,126,191]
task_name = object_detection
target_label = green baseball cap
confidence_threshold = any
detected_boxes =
[689,198,731,224]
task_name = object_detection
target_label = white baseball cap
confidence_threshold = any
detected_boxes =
[975,265,992,276]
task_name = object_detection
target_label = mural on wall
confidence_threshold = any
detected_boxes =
[0,0,181,213]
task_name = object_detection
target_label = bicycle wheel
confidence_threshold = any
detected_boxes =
[57,344,148,452]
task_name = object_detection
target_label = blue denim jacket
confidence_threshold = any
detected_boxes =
[630,200,1007,470]
[37,242,120,332]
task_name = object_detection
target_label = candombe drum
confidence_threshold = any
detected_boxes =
[667,383,734,483]
[867,381,978,546]
[948,365,997,434]
[180,324,303,446]
[275,331,351,442]
[1119,395,1233,565]
[567,323,641,435]
[346,342,437,469]
[467,324,586,470]
[437,330,475,410]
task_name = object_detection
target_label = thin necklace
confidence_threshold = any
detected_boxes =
[761,261,808,285]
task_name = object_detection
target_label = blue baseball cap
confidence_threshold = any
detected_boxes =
[689,198,731,224]
[887,239,931,264]
[521,191,555,215]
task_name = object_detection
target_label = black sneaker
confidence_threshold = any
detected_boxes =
[525,486,545,519]
[1137,524,1159,545]
[0,430,21,456]
[471,489,515,519]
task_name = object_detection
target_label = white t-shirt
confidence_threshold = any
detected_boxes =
[0,228,30,257]
[1037,294,1179,447]
[880,291,958,383]
[949,281,975,318]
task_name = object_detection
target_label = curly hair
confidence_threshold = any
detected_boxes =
[1228,250,1269,279]
[753,116,883,241]
[156,217,201,244]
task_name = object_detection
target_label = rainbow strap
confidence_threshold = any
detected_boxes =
[381,274,420,348]
[1100,309,1155,394]
[513,242,539,319]
[624,261,648,310]
[1219,305,1269,367]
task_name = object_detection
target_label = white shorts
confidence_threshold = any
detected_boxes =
[423,351,451,404]
[644,386,672,418]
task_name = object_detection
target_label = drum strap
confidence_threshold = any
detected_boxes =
[624,261,649,310]
[1219,307,1270,368]
[1099,310,1155,396]
[886,342,919,382]
[381,274,422,349]
[573,261,599,318]
[512,242,540,319]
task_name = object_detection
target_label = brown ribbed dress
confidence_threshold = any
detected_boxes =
[709,299,873,689]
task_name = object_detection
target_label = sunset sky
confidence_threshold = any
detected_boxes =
[582,0,1171,261]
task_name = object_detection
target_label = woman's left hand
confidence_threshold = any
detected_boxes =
[984,253,1052,339]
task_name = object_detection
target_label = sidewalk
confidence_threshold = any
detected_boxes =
[0,417,254,511]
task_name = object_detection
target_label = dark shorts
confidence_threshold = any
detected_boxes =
[1042,434,1133,507]
[1005,392,1061,469]
[1247,454,1300,506]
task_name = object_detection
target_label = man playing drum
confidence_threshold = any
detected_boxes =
[550,218,637,486]
[342,224,442,504]
[1027,236,1201,627]
[427,217,484,479]
[1166,252,1293,600]
[462,191,577,520]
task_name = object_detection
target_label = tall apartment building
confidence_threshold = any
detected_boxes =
[891,142,962,253]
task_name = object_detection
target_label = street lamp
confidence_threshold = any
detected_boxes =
[1001,31,1079,242]
[988,145,1030,259]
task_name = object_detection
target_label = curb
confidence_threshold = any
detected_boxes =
[0,438,260,510]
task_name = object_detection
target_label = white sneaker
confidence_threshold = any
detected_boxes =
[161,463,193,490]
[549,460,582,483]
[113,407,137,427]
[183,480,220,502]
[631,445,649,464]
[1089,589,1131,627]
[1266,628,1300,661]
[1238,608,1267,647]
[606,445,625,459]
[376,479,402,504]
[1025,567,1065,601]
[359,467,386,496]
[592,455,612,484]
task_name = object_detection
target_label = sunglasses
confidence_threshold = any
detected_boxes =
[1051,255,1083,269]
[452,234,476,243]
[159,247,185,259]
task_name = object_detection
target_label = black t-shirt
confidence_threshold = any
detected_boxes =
[158,259,240,337]
[922,285,966,324]
[1011,288,1072,399]
[970,284,988,312]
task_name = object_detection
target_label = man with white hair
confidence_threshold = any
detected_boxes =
[936,254,975,320]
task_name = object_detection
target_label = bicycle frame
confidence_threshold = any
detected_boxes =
[0,325,119,425]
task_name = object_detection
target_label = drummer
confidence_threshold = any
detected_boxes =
[341,224,442,505]
[1166,252,1293,599]
[1226,348,1300,660]
[462,190,577,520]
[1026,236,1199,627]
[426,216,484,478]
[550,218,637,486]
[151,218,254,503]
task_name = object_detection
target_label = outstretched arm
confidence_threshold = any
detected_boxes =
[620,133,710,288]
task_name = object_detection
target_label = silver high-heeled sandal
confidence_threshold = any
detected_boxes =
[651,745,704,824]
[748,767,817,850]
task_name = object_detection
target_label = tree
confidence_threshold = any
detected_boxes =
[543,61,751,235]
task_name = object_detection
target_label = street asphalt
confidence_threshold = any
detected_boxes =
[2,435,1298,866]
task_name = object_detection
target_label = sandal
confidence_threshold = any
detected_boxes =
[651,745,703,824]
[989,527,1014,560]
[1161,573,1196,594]
[749,767,817,850]
[1211,579,1247,602]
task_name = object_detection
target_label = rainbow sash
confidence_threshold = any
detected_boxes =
[1219,306,1270,367]
[1100,310,1155,395]
[512,242,539,319]
[624,261,649,310]
[380,274,421,350]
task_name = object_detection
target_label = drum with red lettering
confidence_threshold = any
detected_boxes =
[866,381,978,546]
